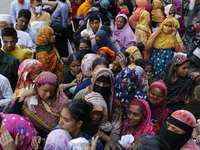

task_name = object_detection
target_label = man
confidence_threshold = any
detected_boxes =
[0,74,13,112]
[49,0,68,28]
[30,0,52,27]
[15,9,37,44]
[1,27,34,63]
[0,14,35,50]
[10,0,32,24]
[0,39,19,91]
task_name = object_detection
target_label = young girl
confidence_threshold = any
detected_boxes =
[61,53,83,96]
[117,0,129,14]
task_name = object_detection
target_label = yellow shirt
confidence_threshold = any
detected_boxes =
[2,46,34,63]
[30,11,51,25]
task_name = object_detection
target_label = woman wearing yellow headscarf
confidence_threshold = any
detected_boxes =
[135,10,151,45]
[151,0,164,26]
[145,16,184,78]
[36,26,66,83]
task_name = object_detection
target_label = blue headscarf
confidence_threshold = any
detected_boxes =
[92,30,118,53]
[100,0,110,7]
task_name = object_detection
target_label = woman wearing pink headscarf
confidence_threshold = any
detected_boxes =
[121,99,155,141]
[0,113,38,150]
[157,110,199,150]
[129,0,148,29]
[113,14,137,52]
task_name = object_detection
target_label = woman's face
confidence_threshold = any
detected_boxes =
[89,19,100,33]
[95,35,102,41]
[37,84,56,101]
[112,59,121,74]
[144,65,152,76]
[70,60,81,76]
[89,110,103,125]
[95,78,111,87]
[118,0,125,5]
[176,61,190,77]
[127,105,144,129]
[116,16,126,30]
[166,122,184,134]
[78,42,90,50]
[169,6,175,14]
[97,50,110,62]
[149,88,164,104]
[59,108,80,135]
[50,34,56,43]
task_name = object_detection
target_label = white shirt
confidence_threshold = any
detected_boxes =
[0,74,13,112]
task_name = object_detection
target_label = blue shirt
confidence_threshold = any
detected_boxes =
[51,0,68,28]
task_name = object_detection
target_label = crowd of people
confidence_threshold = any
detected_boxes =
[0,0,200,149]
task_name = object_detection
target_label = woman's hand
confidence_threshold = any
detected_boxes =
[19,88,36,102]
[116,54,127,69]
[0,130,18,150]
[172,27,177,36]
[85,136,99,150]
[155,28,162,35]
[31,136,42,150]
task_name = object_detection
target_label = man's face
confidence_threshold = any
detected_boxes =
[2,36,17,52]
[30,1,42,12]
[17,17,29,31]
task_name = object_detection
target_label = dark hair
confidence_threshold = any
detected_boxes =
[135,59,153,69]
[63,99,93,123]
[18,9,31,20]
[30,0,42,4]
[79,38,91,49]
[138,42,145,52]
[100,25,112,37]
[134,134,170,150]
[89,15,101,22]
[113,52,130,65]
[92,57,109,70]
[1,27,17,39]
[67,53,83,65]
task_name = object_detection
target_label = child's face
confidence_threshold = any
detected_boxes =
[118,0,125,5]
[70,60,81,76]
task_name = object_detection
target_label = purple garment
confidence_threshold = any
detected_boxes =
[113,14,137,50]
[92,30,118,53]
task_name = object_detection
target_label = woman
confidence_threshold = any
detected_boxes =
[114,66,147,118]
[73,54,100,96]
[157,110,199,150]
[44,129,71,150]
[8,72,69,138]
[52,99,104,149]
[0,113,38,150]
[76,0,93,21]
[13,59,42,99]
[121,99,155,142]
[185,85,200,120]
[151,0,164,28]
[129,0,148,29]
[85,91,112,132]
[164,4,185,37]
[135,10,151,45]
[92,30,118,53]
[97,47,116,63]
[156,55,193,112]
[113,14,137,52]
[135,58,153,85]
[147,80,172,126]
[125,46,142,64]
[35,26,65,83]
[145,16,184,78]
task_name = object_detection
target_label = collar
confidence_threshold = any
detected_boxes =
[32,12,41,17]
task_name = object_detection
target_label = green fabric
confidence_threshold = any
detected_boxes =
[73,89,85,99]
[110,132,120,144]
[36,43,53,53]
